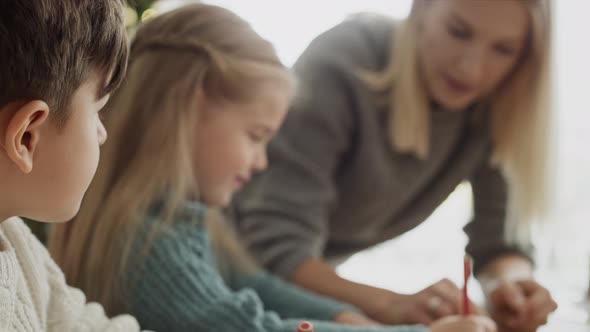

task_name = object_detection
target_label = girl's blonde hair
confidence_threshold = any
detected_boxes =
[363,0,553,244]
[48,3,293,315]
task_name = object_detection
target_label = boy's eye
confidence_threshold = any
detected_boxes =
[248,132,265,143]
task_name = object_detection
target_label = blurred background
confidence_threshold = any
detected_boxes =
[121,0,590,325]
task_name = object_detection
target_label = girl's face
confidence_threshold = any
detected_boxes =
[416,0,529,111]
[192,84,289,207]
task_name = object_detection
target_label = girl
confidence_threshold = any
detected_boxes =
[228,0,557,331]
[49,4,495,332]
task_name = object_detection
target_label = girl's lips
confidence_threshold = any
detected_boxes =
[444,75,474,96]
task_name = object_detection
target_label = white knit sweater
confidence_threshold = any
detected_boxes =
[0,217,145,332]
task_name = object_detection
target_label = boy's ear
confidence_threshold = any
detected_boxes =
[3,100,50,174]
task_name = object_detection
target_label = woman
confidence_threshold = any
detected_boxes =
[229,1,556,331]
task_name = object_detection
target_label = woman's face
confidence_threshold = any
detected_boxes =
[417,0,530,111]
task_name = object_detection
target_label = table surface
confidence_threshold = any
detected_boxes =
[539,319,590,332]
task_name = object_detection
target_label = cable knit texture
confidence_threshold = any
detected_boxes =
[0,217,147,332]
[128,200,427,332]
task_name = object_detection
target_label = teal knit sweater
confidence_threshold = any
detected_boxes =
[128,200,427,332]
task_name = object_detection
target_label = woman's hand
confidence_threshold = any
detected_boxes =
[332,311,380,326]
[429,315,496,332]
[477,255,557,332]
[486,279,557,332]
[371,279,481,325]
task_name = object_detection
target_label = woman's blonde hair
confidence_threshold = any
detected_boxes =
[48,3,293,315]
[363,0,553,244]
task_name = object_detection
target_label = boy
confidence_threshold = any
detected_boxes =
[0,1,146,330]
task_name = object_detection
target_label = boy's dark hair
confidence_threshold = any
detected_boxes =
[0,0,128,126]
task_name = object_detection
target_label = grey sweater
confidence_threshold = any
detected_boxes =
[228,15,530,279]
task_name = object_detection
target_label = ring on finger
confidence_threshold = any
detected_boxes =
[426,295,443,315]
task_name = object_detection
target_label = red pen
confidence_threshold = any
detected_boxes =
[297,321,314,332]
[463,255,471,315]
